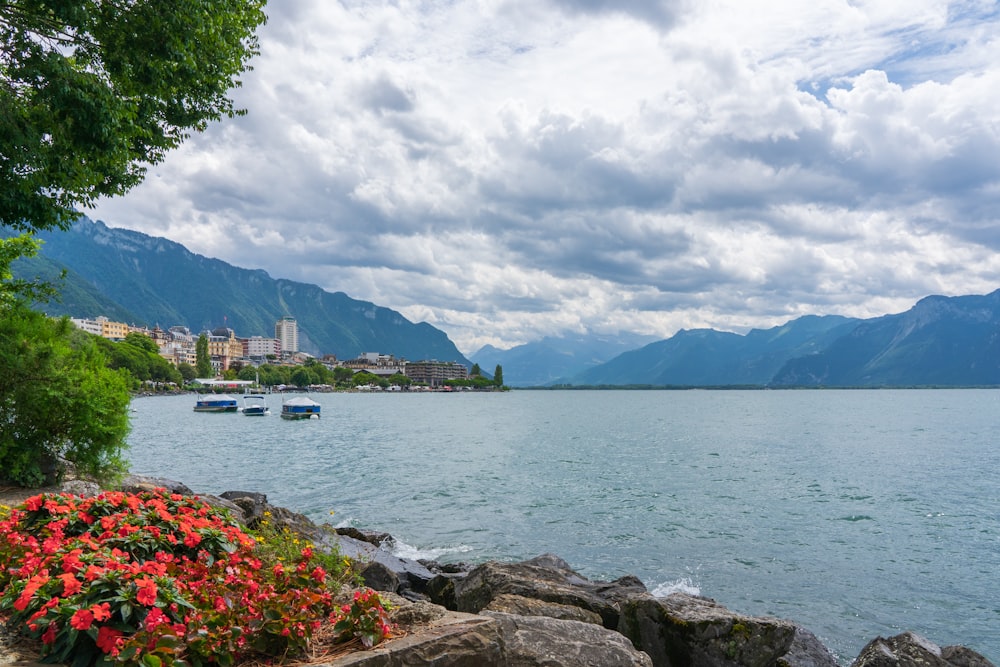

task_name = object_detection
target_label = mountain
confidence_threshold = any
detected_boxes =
[570,315,860,386]
[15,218,469,364]
[567,291,1000,387]
[469,332,660,387]
[771,292,1000,386]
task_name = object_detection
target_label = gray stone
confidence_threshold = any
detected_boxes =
[483,610,654,667]
[454,553,648,629]
[618,592,838,667]
[484,593,605,625]
[851,632,995,667]
[116,474,194,496]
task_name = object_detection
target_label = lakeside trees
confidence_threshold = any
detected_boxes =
[0,1,268,486]
[1,0,267,233]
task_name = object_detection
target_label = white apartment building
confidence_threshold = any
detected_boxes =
[275,316,299,354]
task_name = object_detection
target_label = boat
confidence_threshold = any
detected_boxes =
[280,396,321,420]
[241,394,270,416]
[193,394,239,412]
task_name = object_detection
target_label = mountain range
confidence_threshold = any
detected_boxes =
[12,218,469,364]
[475,293,1000,387]
[11,218,1000,387]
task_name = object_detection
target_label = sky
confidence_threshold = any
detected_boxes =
[91,0,1000,355]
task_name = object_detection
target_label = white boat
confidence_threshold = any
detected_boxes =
[241,394,270,416]
[194,394,239,412]
[280,396,321,420]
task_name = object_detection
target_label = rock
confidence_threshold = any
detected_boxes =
[482,610,653,667]
[618,592,838,667]
[218,490,268,526]
[117,475,194,496]
[484,593,605,625]
[326,602,652,667]
[851,632,995,667]
[57,479,100,498]
[453,553,647,629]
[336,526,395,548]
[330,609,503,666]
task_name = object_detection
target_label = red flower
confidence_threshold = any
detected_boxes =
[24,495,43,511]
[183,531,201,548]
[90,602,112,622]
[135,576,158,606]
[58,572,82,596]
[144,606,168,632]
[41,623,58,645]
[96,625,124,655]
[70,608,94,631]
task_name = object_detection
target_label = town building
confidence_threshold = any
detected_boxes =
[342,352,406,377]
[275,316,299,354]
[404,360,469,387]
[69,316,129,340]
[243,336,281,361]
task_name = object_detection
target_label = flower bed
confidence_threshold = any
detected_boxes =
[0,489,394,666]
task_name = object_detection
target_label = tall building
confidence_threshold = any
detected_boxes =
[275,316,299,354]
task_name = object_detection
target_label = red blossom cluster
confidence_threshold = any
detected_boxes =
[0,489,337,665]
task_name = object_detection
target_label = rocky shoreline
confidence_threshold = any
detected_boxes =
[1,476,995,667]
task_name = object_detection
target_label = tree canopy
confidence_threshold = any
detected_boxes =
[1,0,268,233]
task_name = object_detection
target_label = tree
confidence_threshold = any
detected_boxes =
[1,0,268,233]
[177,362,196,383]
[195,333,211,378]
[470,363,482,377]
[494,364,504,387]
[0,303,131,486]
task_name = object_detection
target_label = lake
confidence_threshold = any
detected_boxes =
[127,389,1000,664]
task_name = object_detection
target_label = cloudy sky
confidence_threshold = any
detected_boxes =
[92,0,1000,354]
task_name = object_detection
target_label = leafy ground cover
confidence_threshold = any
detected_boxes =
[0,490,395,666]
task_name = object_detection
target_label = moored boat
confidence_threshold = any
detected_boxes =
[194,394,239,412]
[280,396,321,420]
[241,394,270,416]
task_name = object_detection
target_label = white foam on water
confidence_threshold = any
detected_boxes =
[391,539,475,562]
[651,577,701,597]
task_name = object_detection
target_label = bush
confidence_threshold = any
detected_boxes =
[0,489,339,666]
[0,305,131,487]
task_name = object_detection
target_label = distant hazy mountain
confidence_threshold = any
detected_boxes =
[571,315,860,386]
[470,333,660,387]
[771,291,1000,386]
[16,218,469,364]
[566,291,1000,387]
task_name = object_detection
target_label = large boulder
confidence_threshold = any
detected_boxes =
[482,611,653,667]
[453,553,647,629]
[618,592,838,667]
[851,632,995,667]
[328,602,653,667]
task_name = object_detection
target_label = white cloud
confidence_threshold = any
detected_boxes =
[92,0,1000,354]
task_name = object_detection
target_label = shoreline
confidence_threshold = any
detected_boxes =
[2,475,996,667]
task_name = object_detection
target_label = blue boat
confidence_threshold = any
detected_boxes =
[280,396,321,420]
[241,394,270,416]
[194,394,239,412]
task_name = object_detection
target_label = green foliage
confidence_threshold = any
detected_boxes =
[0,0,267,234]
[176,362,196,383]
[332,366,355,386]
[470,363,482,376]
[247,510,356,590]
[0,303,131,487]
[387,372,411,386]
[0,233,60,305]
[194,333,211,378]
[93,334,182,387]
[352,371,387,388]
[331,589,395,648]
[494,364,504,387]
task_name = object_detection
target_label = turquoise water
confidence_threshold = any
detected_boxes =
[127,389,1000,664]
